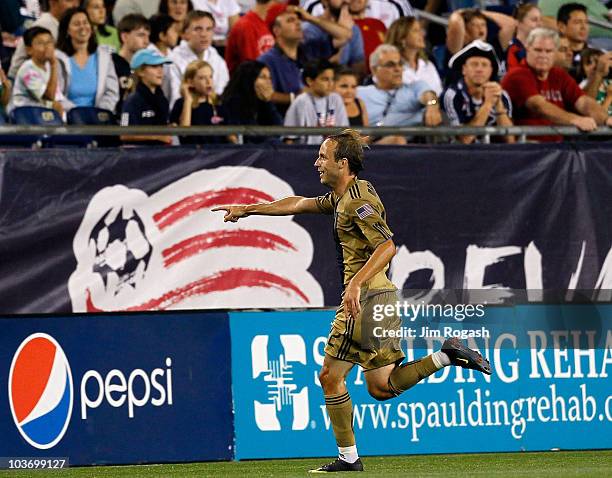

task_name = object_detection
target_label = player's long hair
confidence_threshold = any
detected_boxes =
[327,129,368,175]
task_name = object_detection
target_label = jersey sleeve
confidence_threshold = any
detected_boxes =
[315,192,334,215]
[349,198,393,248]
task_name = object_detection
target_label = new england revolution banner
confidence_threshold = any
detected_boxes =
[0,143,610,313]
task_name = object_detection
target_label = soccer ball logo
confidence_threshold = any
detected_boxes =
[90,207,152,294]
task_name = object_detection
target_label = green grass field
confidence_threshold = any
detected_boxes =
[1,450,610,478]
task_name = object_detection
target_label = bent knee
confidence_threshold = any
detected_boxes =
[367,384,393,401]
[319,367,344,393]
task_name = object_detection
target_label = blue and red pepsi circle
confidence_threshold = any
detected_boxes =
[8,333,74,449]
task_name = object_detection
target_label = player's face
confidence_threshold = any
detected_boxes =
[462,56,493,87]
[185,17,214,54]
[527,36,556,76]
[315,139,343,187]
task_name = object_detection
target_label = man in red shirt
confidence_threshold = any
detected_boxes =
[225,0,280,73]
[502,27,612,141]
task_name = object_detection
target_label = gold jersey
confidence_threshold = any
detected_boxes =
[316,177,395,291]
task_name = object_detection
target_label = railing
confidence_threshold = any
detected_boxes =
[0,125,611,145]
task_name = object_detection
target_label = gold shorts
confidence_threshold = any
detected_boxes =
[324,289,405,371]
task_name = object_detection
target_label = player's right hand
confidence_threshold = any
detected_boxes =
[211,205,248,222]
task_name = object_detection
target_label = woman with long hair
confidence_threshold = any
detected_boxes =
[158,0,194,32]
[507,4,542,70]
[83,0,120,52]
[56,7,119,112]
[385,17,442,95]
[220,60,282,143]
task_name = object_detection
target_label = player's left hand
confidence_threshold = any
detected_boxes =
[343,280,361,319]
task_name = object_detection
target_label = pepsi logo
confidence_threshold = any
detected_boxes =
[8,333,73,449]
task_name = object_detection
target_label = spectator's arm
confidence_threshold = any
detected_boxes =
[526,94,597,130]
[575,94,608,125]
[8,39,27,79]
[583,52,612,99]
[359,98,369,126]
[458,100,494,144]
[603,83,612,113]
[270,91,292,105]
[228,15,239,33]
[297,6,352,46]
[43,59,59,102]
[496,93,514,143]
[0,68,11,107]
[446,10,466,54]
[482,11,517,50]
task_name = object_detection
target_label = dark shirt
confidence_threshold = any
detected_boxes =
[222,96,283,144]
[442,78,512,126]
[120,82,169,145]
[170,98,229,145]
[112,53,132,114]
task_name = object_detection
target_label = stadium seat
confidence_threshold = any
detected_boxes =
[67,107,119,147]
[6,106,64,148]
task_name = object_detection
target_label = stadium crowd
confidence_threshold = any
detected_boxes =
[0,0,611,144]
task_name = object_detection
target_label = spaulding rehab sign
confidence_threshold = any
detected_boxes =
[230,304,612,460]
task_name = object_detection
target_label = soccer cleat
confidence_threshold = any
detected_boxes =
[442,337,492,375]
[309,458,364,473]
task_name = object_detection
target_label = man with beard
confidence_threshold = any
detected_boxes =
[302,0,364,74]
[442,40,514,144]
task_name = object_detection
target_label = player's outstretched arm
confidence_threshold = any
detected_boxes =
[212,196,320,222]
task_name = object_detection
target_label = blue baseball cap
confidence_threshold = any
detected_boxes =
[130,49,172,69]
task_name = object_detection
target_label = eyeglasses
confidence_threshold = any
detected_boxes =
[378,61,403,69]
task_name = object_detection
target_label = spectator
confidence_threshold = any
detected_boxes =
[225,0,277,74]
[579,49,612,115]
[56,7,119,112]
[84,0,120,52]
[8,0,79,79]
[349,0,386,75]
[555,3,590,80]
[148,13,179,57]
[301,0,364,73]
[385,16,442,96]
[335,66,368,126]
[120,48,173,145]
[112,14,150,112]
[170,59,230,144]
[258,4,307,116]
[446,8,515,57]
[539,0,612,51]
[113,0,161,25]
[148,14,178,101]
[167,10,229,108]
[0,64,10,118]
[502,28,612,141]
[193,0,241,49]
[159,0,194,33]
[8,26,63,116]
[554,35,573,71]
[220,60,283,143]
[284,58,348,144]
[442,40,514,144]
[357,44,441,132]
[507,4,542,71]
[303,0,415,28]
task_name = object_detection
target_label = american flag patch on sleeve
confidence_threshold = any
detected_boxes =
[356,203,375,219]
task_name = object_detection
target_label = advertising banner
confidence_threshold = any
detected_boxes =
[230,307,612,459]
[0,143,610,313]
[0,312,233,465]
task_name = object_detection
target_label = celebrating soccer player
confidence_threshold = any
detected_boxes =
[213,129,492,473]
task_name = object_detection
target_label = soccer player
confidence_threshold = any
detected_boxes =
[212,129,492,473]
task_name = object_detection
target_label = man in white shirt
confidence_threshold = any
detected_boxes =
[301,0,414,28]
[167,10,230,108]
[8,0,79,78]
[192,0,241,44]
